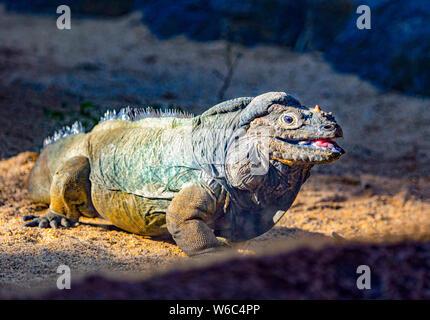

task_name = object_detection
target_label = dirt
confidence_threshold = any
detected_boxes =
[0,10,429,298]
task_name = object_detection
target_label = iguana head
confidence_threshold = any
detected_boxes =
[239,92,344,165]
[194,92,344,191]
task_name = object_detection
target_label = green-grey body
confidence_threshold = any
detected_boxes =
[33,117,201,235]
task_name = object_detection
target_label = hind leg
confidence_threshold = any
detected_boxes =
[23,156,97,229]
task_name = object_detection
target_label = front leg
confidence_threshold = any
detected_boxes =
[166,184,230,257]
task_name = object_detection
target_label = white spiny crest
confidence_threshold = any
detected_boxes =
[43,121,84,148]
[99,106,194,123]
[43,106,194,149]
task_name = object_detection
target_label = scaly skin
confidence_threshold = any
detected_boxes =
[24,92,344,256]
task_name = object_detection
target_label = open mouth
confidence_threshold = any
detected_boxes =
[276,137,345,154]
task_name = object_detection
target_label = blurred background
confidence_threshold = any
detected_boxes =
[0,0,429,298]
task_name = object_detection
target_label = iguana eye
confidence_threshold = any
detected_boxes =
[278,111,302,129]
[282,115,295,124]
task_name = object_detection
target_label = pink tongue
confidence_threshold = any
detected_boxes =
[313,139,336,148]
[314,139,330,147]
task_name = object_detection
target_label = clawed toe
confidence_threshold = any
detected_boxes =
[22,215,37,222]
[22,218,40,227]
[21,212,75,229]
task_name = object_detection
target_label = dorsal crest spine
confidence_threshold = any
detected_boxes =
[43,106,194,148]
[99,106,194,123]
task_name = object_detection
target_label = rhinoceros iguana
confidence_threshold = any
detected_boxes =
[24,92,344,256]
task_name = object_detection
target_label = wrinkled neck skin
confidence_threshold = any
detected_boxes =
[223,137,314,242]
[225,139,313,209]
[224,153,313,242]
[192,111,313,242]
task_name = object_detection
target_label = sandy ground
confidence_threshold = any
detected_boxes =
[0,10,429,296]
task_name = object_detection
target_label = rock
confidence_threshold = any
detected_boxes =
[135,0,430,96]
[134,0,356,47]
[134,0,222,41]
[325,0,430,96]
[134,0,306,44]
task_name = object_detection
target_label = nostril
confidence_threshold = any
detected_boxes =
[324,125,334,130]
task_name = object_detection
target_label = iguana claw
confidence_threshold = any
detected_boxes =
[22,211,76,229]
